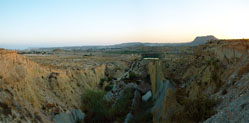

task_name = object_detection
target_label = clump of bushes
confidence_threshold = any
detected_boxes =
[81,89,113,122]
[112,88,133,116]
[81,88,134,122]
[171,94,217,122]
[99,77,116,90]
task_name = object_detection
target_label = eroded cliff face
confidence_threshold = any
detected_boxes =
[148,40,249,123]
[147,60,179,123]
[147,61,159,95]
[0,49,105,122]
[212,40,248,62]
[202,40,249,123]
[187,40,249,98]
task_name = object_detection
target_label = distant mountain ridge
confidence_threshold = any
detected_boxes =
[32,35,218,51]
[110,35,218,47]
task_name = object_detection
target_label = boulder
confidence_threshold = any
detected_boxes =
[138,82,151,94]
[142,91,152,101]
[54,109,85,123]
[125,83,138,89]
[103,91,114,101]
[124,112,133,123]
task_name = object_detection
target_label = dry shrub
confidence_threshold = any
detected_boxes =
[171,94,217,122]
[175,88,187,105]
[237,63,249,78]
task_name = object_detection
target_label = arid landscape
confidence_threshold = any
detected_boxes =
[1,1,249,122]
[0,37,248,123]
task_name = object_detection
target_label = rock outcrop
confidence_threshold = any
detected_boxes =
[190,35,217,46]
[148,60,179,123]
[142,91,152,101]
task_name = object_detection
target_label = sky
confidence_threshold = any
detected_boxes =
[0,0,249,49]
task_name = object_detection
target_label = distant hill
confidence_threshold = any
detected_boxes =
[189,35,218,46]
[110,42,143,48]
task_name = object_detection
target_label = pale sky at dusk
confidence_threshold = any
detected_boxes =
[0,0,249,49]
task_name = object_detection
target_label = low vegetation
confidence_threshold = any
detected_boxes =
[99,78,107,88]
[172,94,218,122]
[99,77,115,91]
[112,88,134,120]
[130,98,153,122]
[206,57,224,90]
[106,50,147,54]
[81,88,134,122]
[81,89,112,122]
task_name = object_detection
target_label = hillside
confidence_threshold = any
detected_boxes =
[0,49,106,122]
[150,39,249,122]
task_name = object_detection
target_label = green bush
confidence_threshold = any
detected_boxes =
[129,72,137,80]
[211,72,218,82]
[81,89,113,122]
[81,88,134,122]
[99,78,106,88]
[100,78,106,82]
[107,77,113,81]
[104,84,113,92]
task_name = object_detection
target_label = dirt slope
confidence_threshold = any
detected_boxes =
[0,49,105,122]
